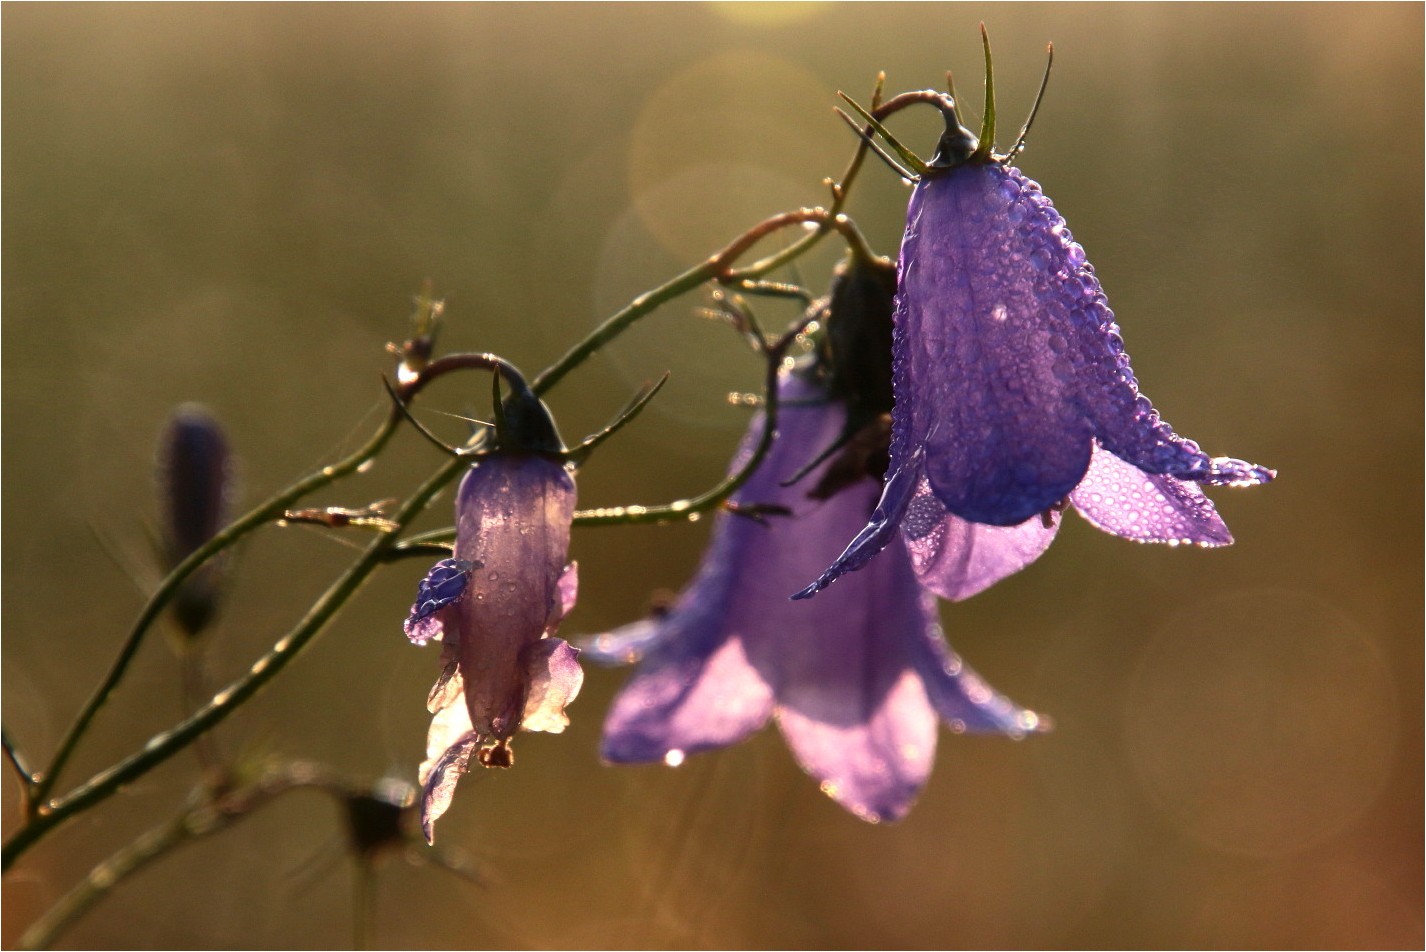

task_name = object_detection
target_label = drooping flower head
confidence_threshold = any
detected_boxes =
[156,403,234,638]
[401,368,582,842]
[585,261,1046,823]
[798,39,1275,599]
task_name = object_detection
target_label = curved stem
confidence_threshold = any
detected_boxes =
[34,411,400,809]
[531,97,887,398]
[17,813,194,950]
[4,455,467,872]
[16,766,344,949]
[32,356,486,809]
[560,316,807,528]
[3,725,38,815]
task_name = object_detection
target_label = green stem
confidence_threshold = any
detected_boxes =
[566,327,796,528]
[33,412,403,810]
[17,813,194,950]
[16,767,340,949]
[3,455,466,872]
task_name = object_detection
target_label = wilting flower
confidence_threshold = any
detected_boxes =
[404,452,582,841]
[798,96,1274,599]
[156,404,234,637]
[586,371,1044,823]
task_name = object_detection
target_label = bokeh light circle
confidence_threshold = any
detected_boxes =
[1124,588,1396,857]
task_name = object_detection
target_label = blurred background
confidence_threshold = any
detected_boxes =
[3,3,1421,948]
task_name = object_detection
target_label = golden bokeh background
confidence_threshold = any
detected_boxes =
[3,4,1421,948]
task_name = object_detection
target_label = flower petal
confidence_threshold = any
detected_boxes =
[907,603,1047,736]
[404,558,475,645]
[451,455,577,738]
[418,729,479,845]
[901,472,1059,602]
[519,638,584,734]
[1086,377,1276,488]
[426,646,464,714]
[600,633,775,764]
[422,692,475,773]
[1070,443,1234,546]
[774,552,942,823]
[892,166,1095,526]
[791,445,921,600]
[775,668,936,824]
[552,561,579,628]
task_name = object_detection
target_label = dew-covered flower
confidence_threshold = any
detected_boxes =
[156,404,234,637]
[797,98,1274,599]
[585,371,1044,823]
[403,451,582,841]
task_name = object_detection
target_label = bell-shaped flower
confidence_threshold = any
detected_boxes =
[404,452,581,841]
[395,355,670,842]
[585,371,1045,824]
[798,74,1274,600]
[156,404,235,638]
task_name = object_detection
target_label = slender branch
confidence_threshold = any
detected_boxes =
[17,813,194,950]
[3,725,38,814]
[4,452,467,871]
[565,318,807,528]
[34,409,400,809]
[722,75,883,281]
[34,356,483,808]
[530,96,886,398]
[16,765,341,949]
[381,538,455,561]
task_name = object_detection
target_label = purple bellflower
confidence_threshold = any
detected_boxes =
[797,63,1274,600]
[157,404,234,637]
[401,376,584,843]
[586,283,1046,822]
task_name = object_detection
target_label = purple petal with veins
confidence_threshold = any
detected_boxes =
[802,160,1273,597]
[590,373,1043,822]
[1070,442,1232,546]
[404,558,475,645]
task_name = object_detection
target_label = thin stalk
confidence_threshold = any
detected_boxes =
[567,325,799,528]
[34,357,481,808]
[532,119,883,396]
[35,411,402,809]
[16,767,336,949]
[17,813,194,950]
[3,455,467,872]
[3,725,38,814]
[723,74,884,282]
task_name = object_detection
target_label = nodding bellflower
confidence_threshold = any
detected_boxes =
[402,382,583,843]
[157,404,234,637]
[797,54,1274,600]
[586,261,1045,824]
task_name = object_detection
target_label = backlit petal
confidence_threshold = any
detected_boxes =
[901,471,1059,601]
[520,638,584,734]
[1071,442,1234,546]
